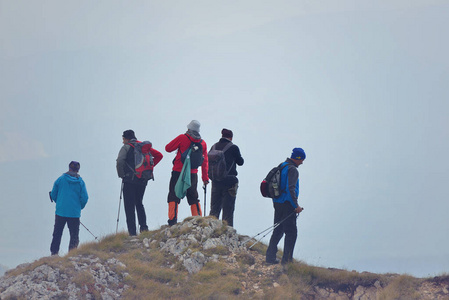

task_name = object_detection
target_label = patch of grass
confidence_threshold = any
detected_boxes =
[212,223,228,238]
[71,270,102,299]
[192,268,222,283]
[378,275,422,300]
[196,216,212,228]
[71,269,94,286]
[122,276,185,299]
[286,263,382,293]
[188,273,242,299]
[247,240,268,256]
[5,255,66,277]
[203,245,230,256]
[236,253,256,266]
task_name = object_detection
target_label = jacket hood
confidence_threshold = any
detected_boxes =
[186,130,201,140]
[63,172,81,181]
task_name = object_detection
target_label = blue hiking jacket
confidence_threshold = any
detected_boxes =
[272,159,299,208]
[51,172,88,218]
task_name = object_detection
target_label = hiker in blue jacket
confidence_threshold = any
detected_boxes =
[50,161,88,255]
[266,148,305,265]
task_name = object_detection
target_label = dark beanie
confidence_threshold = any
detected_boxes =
[122,130,136,140]
[221,128,233,139]
[69,161,80,172]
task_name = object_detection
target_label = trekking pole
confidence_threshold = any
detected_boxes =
[242,223,278,245]
[116,182,124,234]
[80,221,98,240]
[246,211,297,249]
[49,191,98,240]
[203,185,207,217]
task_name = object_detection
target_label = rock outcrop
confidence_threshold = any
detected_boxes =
[1,216,449,299]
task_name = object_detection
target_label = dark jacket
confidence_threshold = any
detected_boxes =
[210,138,244,186]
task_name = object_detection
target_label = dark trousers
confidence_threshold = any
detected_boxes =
[210,182,238,227]
[50,214,80,255]
[266,202,298,264]
[167,171,199,205]
[123,182,148,236]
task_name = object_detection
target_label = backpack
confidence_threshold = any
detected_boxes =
[127,141,155,181]
[260,163,288,198]
[181,134,204,169]
[208,142,234,181]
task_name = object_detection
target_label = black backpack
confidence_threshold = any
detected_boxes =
[181,134,204,169]
[260,163,288,198]
[208,142,234,181]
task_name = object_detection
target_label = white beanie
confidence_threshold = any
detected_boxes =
[187,120,201,132]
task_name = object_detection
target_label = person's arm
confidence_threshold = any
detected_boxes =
[201,140,209,184]
[150,147,163,166]
[80,179,89,209]
[165,135,183,153]
[50,178,60,202]
[116,144,130,178]
[287,167,303,213]
[287,167,299,207]
[233,145,244,166]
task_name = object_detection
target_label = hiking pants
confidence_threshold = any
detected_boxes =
[50,214,80,255]
[123,182,148,236]
[210,182,238,227]
[167,171,201,224]
[266,202,298,264]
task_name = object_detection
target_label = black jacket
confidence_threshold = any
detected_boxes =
[210,138,244,185]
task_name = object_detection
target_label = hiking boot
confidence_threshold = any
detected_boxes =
[140,226,149,233]
[168,218,178,226]
[265,259,280,265]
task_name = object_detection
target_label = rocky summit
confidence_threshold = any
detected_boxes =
[1,216,449,299]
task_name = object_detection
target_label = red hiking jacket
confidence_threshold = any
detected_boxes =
[165,133,209,182]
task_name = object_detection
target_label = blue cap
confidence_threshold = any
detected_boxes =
[291,148,306,160]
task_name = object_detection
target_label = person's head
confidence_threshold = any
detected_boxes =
[122,129,136,143]
[69,161,80,173]
[290,147,306,166]
[221,128,233,140]
[187,120,201,133]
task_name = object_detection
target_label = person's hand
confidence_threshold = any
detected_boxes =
[295,206,304,214]
[203,180,209,186]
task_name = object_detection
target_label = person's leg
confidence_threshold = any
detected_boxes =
[167,172,181,226]
[221,183,237,227]
[187,173,202,216]
[67,217,80,251]
[134,184,148,232]
[209,182,223,219]
[50,215,66,255]
[266,203,284,263]
[281,204,298,264]
[123,182,137,235]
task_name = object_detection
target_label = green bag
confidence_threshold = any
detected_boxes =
[175,149,191,199]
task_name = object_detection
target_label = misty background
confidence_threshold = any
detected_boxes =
[1,1,448,278]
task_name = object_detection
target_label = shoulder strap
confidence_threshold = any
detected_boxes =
[222,142,234,153]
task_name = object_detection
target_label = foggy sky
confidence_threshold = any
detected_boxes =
[1,0,448,277]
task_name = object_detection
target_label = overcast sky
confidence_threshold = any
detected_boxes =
[1,0,448,278]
